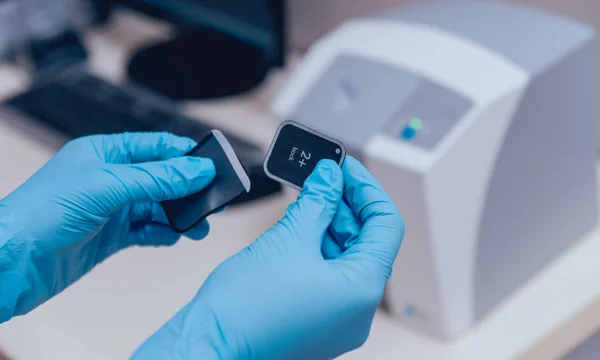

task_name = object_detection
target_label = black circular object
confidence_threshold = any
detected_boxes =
[127,28,269,100]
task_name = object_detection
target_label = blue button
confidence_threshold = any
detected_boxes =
[401,126,416,140]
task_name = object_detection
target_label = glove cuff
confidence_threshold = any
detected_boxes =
[130,301,239,360]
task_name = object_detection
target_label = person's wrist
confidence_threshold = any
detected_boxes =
[185,308,237,360]
[0,210,35,322]
[131,300,240,360]
[187,296,245,360]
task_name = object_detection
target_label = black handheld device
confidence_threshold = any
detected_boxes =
[263,120,346,190]
[162,130,251,233]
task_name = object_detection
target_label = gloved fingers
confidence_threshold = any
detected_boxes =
[322,199,361,259]
[128,223,182,247]
[328,198,362,252]
[129,203,211,241]
[129,202,157,223]
[102,132,197,164]
[130,202,172,225]
[336,157,405,277]
[102,157,215,214]
[322,231,344,260]
[215,206,227,214]
[276,160,343,249]
[182,220,211,240]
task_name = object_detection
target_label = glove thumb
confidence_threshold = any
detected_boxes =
[99,157,216,215]
[274,160,343,250]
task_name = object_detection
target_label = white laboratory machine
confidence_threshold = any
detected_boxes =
[271,1,599,339]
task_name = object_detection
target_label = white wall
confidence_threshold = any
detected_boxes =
[288,0,600,51]
[289,0,411,51]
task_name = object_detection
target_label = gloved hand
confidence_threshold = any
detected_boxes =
[132,157,405,360]
[0,132,216,323]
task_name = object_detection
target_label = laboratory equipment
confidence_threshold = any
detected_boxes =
[271,1,599,339]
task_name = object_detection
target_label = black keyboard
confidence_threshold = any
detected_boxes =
[4,71,282,205]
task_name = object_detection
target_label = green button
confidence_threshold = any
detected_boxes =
[409,117,423,131]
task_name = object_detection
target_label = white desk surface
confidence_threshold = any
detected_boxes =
[2,9,600,360]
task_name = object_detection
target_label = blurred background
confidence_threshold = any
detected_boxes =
[1,0,600,359]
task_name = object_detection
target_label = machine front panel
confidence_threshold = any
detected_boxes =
[291,55,419,152]
[384,78,472,150]
[292,54,473,153]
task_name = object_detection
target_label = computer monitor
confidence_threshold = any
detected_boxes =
[113,0,286,99]
[122,0,285,67]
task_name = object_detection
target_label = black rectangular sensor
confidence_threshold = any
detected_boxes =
[264,120,346,190]
[162,130,251,233]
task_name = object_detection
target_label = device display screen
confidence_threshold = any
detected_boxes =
[264,121,346,190]
[133,0,278,53]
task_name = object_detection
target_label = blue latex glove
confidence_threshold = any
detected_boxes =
[132,157,405,360]
[0,132,216,323]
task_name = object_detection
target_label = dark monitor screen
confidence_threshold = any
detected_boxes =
[121,0,285,66]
